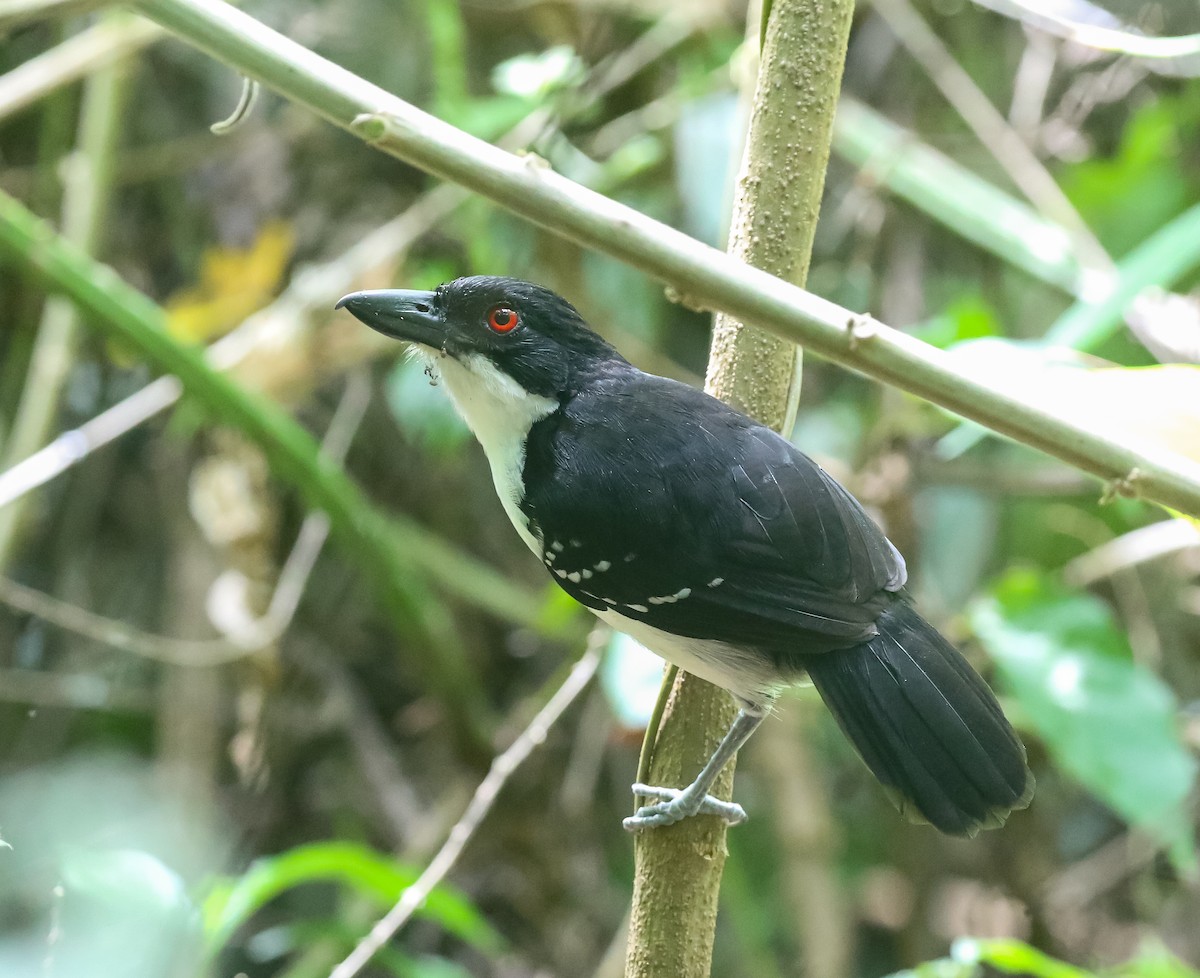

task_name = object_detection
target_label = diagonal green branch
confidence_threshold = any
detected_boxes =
[128,0,1200,517]
[1045,202,1200,350]
[0,186,550,759]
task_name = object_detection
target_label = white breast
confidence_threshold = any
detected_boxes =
[432,353,556,555]
[426,351,782,708]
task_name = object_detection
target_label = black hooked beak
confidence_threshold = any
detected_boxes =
[336,289,444,347]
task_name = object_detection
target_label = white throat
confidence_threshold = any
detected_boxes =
[428,352,556,555]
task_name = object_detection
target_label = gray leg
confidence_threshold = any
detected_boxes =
[623,707,766,832]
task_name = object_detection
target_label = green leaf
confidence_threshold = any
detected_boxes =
[951,938,1200,978]
[911,295,1001,350]
[200,841,501,956]
[1062,99,1196,254]
[882,956,977,978]
[970,570,1197,867]
[491,46,585,99]
[954,938,1096,978]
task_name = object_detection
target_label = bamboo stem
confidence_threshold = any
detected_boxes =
[626,2,853,975]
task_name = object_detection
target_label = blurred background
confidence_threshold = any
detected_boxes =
[1,0,1199,976]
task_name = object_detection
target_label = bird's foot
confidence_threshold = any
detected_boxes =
[622,782,748,832]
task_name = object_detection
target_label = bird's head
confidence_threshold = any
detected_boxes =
[336,275,624,401]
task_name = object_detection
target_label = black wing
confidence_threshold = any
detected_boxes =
[520,372,906,661]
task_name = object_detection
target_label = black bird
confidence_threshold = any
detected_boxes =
[338,276,1033,836]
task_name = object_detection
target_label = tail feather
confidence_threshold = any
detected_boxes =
[806,601,1033,836]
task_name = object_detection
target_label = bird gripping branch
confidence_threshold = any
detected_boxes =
[339,276,1033,836]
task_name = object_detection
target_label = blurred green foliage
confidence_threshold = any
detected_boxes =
[1,0,1199,976]
[889,939,1200,978]
[972,570,1198,869]
[1063,95,1200,256]
[201,840,501,958]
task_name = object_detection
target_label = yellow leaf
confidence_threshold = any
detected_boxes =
[165,220,294,345]
[1080,365,1200,462]
[948,341,1200,525]
[947,340,1200,465]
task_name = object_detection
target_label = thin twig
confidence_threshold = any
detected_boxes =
[1043,54,1147,149]
[0,0,112,32]
[1007,31,1056,139]
[869,0,1114,284]
[330,629,606,978]
[0,575,247,665]
[0,373,369,665]
[207,370,370,648]
[0,16,161,120]
[1064,519,1200,587]
[0,13,130,568]
[971,0,1200,76]
[0,664,154,711]
[0,376,181,512]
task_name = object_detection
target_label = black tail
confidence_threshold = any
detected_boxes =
[806,601,1033,836]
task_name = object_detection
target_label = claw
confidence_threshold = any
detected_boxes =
[623,782,748,832]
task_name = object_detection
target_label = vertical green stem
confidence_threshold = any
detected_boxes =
[0,13,130,569]
[625,1,855,974]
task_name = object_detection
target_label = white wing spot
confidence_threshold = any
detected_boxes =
[648,596,666,605]
[555,569,568,579]
[545,551,556,564]
[580,568,593,579]
[567,571,582,583]
[674,587,691,600]
[626,604,649,613]
[602,597,617,605]
[708,577,724,588]
[551,541,564,553]
[570,539,582,548]
[594,560,611,572]
[624,553,636,562]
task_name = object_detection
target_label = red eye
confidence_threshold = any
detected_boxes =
[487,306,519,333]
